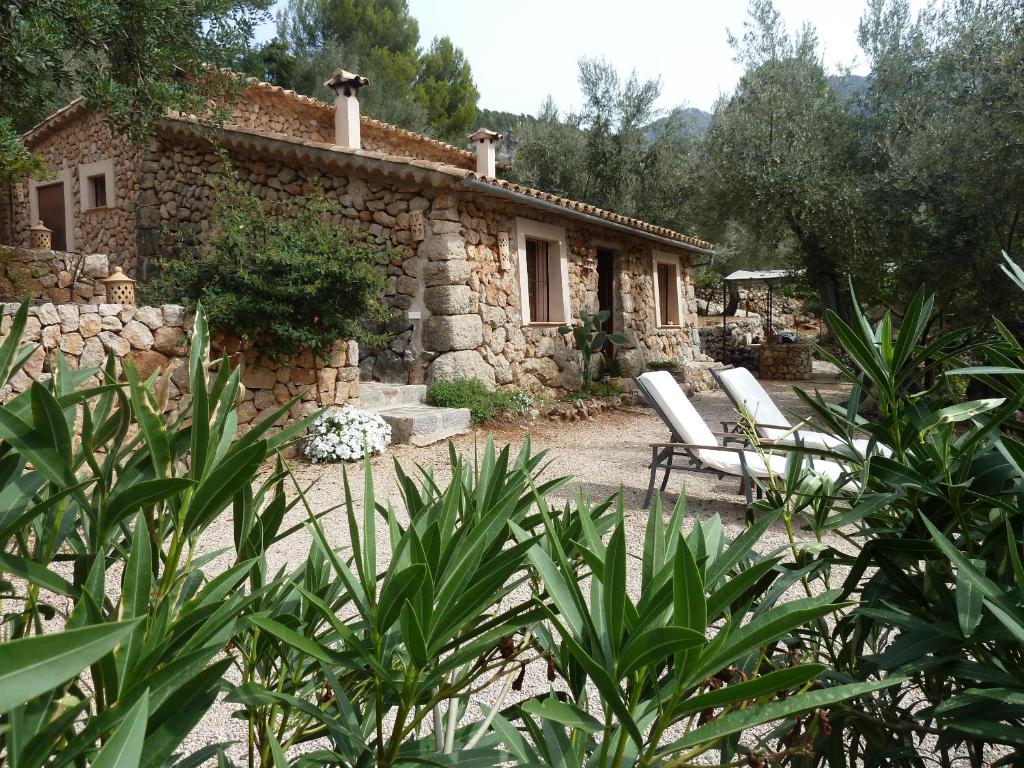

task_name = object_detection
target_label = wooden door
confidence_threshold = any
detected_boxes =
[596,248,616,351]
[36,183,67,251]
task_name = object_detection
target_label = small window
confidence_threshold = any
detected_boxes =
[653,256,681,327]
[78,159,115,213]
[526,238,551,323]
[516,218,568,325]
[89,174,107,208]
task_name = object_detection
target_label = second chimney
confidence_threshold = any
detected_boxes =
[469,128,503,177]
[324,69,369,149]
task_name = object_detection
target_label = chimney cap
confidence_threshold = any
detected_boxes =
[469,128,503,142]
[324,69,369,95]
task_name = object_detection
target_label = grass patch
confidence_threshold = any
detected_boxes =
[427,379,533,424]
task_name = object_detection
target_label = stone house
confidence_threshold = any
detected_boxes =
[0,70,715,394]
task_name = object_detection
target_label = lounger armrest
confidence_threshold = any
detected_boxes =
[650,442,746,454]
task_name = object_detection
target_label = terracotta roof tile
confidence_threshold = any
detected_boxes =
[25,86,714,252]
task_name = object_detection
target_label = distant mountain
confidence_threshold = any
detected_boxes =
[828,74,870,100]
[648,108,713,140]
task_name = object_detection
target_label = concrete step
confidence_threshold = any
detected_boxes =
[375,404,471,447]
[359,382,427,409]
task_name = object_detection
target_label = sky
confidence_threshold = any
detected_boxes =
[254,0,927,115]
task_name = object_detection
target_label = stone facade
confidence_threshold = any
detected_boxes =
[4,82,711,395]
[0,246,111,304]
[0,301,359,435]
[2,109,142,273]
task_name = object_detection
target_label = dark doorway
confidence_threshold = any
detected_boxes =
[596,248,616,351]
[36,183,67,251]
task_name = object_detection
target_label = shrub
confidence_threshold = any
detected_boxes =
[493,387,533,413]
[0,299,888,765]
[751,258,1024,765]
[142,170,393,360]
[427,377,497,422]
[0,301,311,765]
[304,404,391,462]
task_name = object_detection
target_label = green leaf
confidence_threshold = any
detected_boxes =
[0,302,30,384]
[619,626,706,678]
[185,442,267,530]
[0,621,138,714]
[125,360,171,478]
[671,664,827,719]
[603,518,627,654]
[104,478,194,537]
[956,557,986,638]
[922,516,1024,641]
[377,563,427,631]
[92,690,149,768]
[249,615,333,663]
[520,697,603,733]
[0,551,78,597]
[659,677,903,753]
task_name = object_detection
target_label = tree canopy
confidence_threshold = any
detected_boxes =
[242,0,480,140]
[0,0,272,182]
[414,37,480,143]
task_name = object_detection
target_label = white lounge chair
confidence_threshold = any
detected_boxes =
[713,365,889,457]
[636,371,851,509]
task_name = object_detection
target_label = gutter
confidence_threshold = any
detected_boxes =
[461,178,717,259]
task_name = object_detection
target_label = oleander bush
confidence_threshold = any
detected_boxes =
[752,255,1024,766]
[0,297,892,766]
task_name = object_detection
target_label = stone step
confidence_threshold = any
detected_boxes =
[375,404,471,447]
[358,382,427,409]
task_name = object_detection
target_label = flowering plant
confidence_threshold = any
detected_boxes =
[305,405,391,463]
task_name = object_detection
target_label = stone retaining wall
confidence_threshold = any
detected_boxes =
[758,342,813,380]
[698,317,765,361]
[0,246,110,304]
[0,302,359,435]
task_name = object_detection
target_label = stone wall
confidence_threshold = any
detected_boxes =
[0,301,359,435]
[0,246,110,304]
[698,316,765,362]
[138,130,701,395]
[758,342,813,381]
[5,111,142,272]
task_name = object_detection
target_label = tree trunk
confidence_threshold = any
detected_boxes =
[813,268,853,325]
[724,283,740,316]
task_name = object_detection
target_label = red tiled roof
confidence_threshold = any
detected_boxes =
[22,83,715,253]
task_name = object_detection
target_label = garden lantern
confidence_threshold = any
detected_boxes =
[103,266,136,305]
[29,221,52,250]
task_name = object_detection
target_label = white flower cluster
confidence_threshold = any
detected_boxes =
[304,405,392,463]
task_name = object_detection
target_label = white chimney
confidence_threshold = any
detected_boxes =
[324,69,368,149]
[469,128,503,177]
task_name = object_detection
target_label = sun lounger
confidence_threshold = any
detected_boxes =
[713,365,889,457]
[636,371,851,509]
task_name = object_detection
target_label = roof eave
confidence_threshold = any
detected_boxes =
[461,178,716,257]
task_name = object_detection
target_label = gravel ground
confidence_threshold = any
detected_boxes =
[183,368,860,762]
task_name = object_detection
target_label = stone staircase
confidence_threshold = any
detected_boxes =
[359,382,472,447]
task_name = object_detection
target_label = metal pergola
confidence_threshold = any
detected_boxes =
[720,269,805,356]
